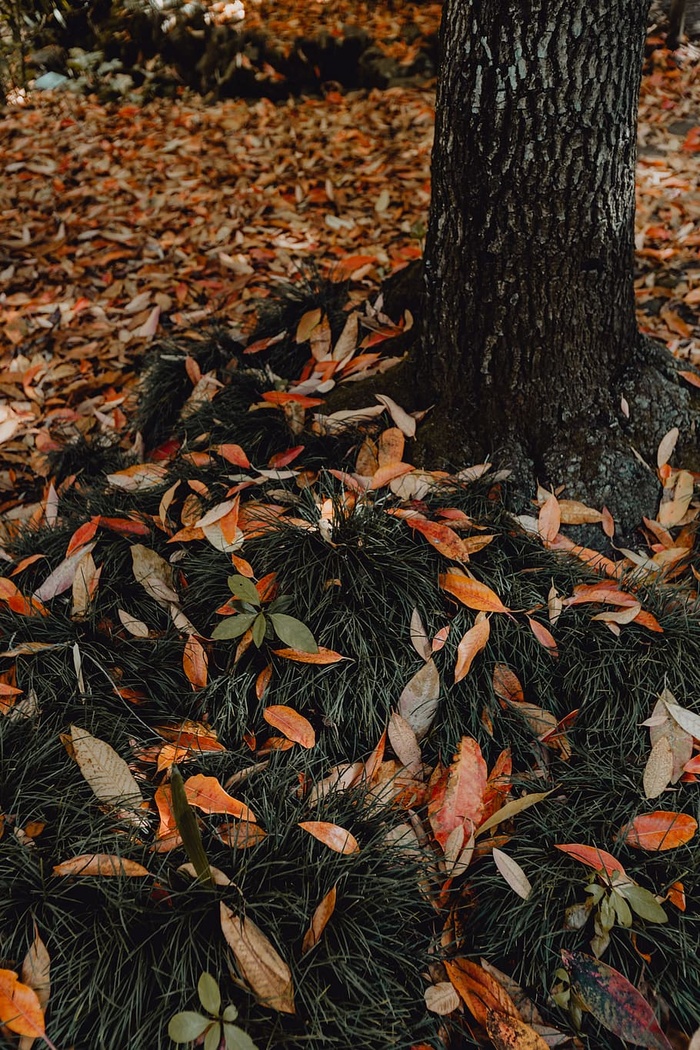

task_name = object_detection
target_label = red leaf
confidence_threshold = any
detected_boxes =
[428,736,487,848]
[555,843,628,880]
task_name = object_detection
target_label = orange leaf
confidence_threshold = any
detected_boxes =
[566,583,638,607]
[272,646,344,664]
[52,854,150,877]
[154,721,225,753]
[302,884,337,954]
[619,811,697,851]
[407,517,471,561]
[555,843,628,880]
[444,958,519,1029]
[454,617,491,683]
[538,494,561,545]
[263,704,316,749]
[678,370,700,390]
[0,578,47,618]
[183,635,208,690]
[217,443,251,468]
[66,517,100,557]
[526,616,558,657]
[440,573,509,613]
[184,774,257,822]
[486,1010,550,1050]
[667,881,686,911]
[0,969,45,1037]
[298,821,360,854]
[255,664,273,701]
[216,821,268,849]
[428,736,487,849]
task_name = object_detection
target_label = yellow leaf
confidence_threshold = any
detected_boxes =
[220,902,295,1014]
[298,820,360,854]
[53,854,150,877]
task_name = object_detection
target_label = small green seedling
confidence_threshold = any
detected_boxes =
[168,972,258,1050]
[564,869,667,958]
[211,575,318,653]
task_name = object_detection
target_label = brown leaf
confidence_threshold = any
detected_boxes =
[398,658,440,739]
[387,711,422,773]
[445,958,519,1029]
[643,736,674,799]
[486,1010,551,1050]
[220,902,295,1014]
[428,736,487,849]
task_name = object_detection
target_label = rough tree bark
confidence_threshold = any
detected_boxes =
[411,0,698,527]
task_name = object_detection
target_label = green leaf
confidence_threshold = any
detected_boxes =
[204,1020,222,1050]
[584,883,605,904]
[212,613,257,641]
[224,1023,259,1050]
[222,1004,239,1023]
[252,612,267,648]
[561,951,673,1050]
[170,766,213,887]
[617,885,668,924]
[267,595,292,614]
[269,614,318,653]
[198,973,221,1016]
[609,890,632,927]
[227,576,260,605]
[168,1011,211,1043]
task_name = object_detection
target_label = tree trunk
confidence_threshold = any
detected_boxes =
[418,0,647,459]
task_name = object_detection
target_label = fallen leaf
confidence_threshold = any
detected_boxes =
[538,494,561,544]
[272,646,344,664]
[440,572,510,613]
[492,664,525,704]
[375,394,416,437]
[445,958,519,1029]
[70,725,144,818]
[475,790,553,839]
[618,811,697,851]
[301,884,337,954]
[554,843,628,880]
[492,848,532,899]
[561,950,672,1050]
[220,902,295,1014]
[216,821,268,849]
[184,774,257,822]
[424,982,460,1015]
[428,736,487,849]
[454,617,490,683]
[106,463,168,491]
[0,970,45,1038]
[486,1010,550,1050]
[409,607,431,661]
[183,635,208,690]
[298,820,360,854]
[656,427,679,468]
[643,736,674,799]
[130,544,180,605]
[526,616,558,656]
[53,854,150,877]
[398,658,440,740]
[387,711,422,773]
[263,704,316,748]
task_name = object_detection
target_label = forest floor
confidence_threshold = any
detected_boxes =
[0,14,700,1050]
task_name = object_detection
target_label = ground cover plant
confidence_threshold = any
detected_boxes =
[1,6,700,1050]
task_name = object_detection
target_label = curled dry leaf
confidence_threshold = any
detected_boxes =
[618,811,697,851]
[130,544,180,606]
[220,902,295,1014]
[301,884,337,954]
[375,394,416,437]
[298,820,360,854]
[263,704,315,749]
[53,854,150,877]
